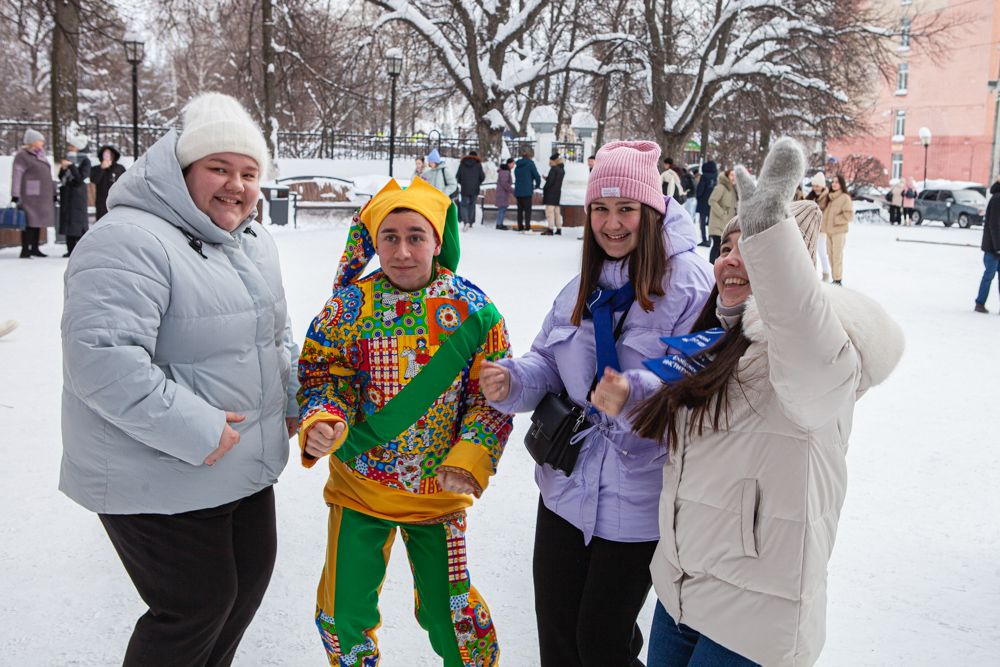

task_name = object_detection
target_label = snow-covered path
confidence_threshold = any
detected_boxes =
[0,216,997,665]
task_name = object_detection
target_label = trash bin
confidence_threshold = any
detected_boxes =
[262,185,291,226]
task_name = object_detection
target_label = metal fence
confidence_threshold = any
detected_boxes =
[1,118,582,163]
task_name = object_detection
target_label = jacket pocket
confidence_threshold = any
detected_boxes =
[739,478,760,558]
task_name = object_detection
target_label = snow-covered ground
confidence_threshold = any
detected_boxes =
[1,214,998,665]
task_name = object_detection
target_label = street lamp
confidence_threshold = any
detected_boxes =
[385,48,403,177]
[918,126,932,190]
[123,33,145,160]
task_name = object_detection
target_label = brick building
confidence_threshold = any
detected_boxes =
[828,0,1000,186]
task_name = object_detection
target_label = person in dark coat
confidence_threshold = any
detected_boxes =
[542,153,565,235]
[58,133,92,257]
[695,160,718,247]
[495,158,515,229]
[92,145,127,220]
[974,179,1000,313]
[513,151,541,232]
[456,150,485,230]
[10,128,55,258]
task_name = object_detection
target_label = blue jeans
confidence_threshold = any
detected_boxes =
[495,206,508,228]
[648,602,759,667]
[459,194,477,225]
[976,252,1000,306]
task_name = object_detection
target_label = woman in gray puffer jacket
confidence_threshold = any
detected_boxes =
[595,139,905,666]
[60,93,298,667]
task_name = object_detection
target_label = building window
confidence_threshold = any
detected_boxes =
[893,110,906,140]
[892,153,903,181]
[900,19,911,49]
[896,63,909,94]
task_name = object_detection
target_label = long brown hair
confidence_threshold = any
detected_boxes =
[631,284,752,451]
[571,203,667,325]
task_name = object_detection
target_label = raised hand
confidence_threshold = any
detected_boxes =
[591,367,630,417]
[205,411,245,465]
[305,420,346,458]
[479,360,511,402]
[735,137,806,237]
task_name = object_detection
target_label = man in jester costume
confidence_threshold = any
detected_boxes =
[297,176,513,666]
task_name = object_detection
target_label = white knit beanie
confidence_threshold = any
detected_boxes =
[175,93,270,175]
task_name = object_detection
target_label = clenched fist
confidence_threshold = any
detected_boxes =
[590,368,630,417]
[305,420,346,458]
[479,360,510,402]
[436,467,481,497]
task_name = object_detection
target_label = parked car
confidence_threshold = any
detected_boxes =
[911,189,986,228]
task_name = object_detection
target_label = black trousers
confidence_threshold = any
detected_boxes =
[20,227,41,253]
[534,498,658,667]
[708,235,721,263]
[517,196,533,230]
[66,234,83,255]
[99,486,277,667]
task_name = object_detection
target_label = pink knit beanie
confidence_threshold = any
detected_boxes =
[585,140,665,215]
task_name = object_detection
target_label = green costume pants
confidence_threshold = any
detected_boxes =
[315,505,499,666]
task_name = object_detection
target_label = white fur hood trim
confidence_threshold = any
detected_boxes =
[741,283,905,393]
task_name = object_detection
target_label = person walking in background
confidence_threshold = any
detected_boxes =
[587,155,596,172]
[60,92,299,667]
[411,156,426,181]
[807,172,832,281]
[542,152,565,235]
[887,180,904,225]
[514,149,541,233]
[91,145,127,221]
[974,178,1000,313]
[707,167,737,263]
[456,149,485,230]
[58,132,92,257]
[660,157,681,200]
[495,157,515,229]
[694,160,717,248]
[821,173,853,285]
[297,177,512,665]
[479,140,713,667]
[10,128,54,258]
[614,138,902,667]
[902,178,918,226]
[679,164,698,221]
[422,148,457,199]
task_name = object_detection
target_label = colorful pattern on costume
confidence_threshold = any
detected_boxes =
[318,506,498,667]
[299,265,513,499]
[315,609,379,667]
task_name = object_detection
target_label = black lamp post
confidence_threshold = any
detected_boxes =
[919,126,932,190]
[385,48,403,177]
[123,34,145,160]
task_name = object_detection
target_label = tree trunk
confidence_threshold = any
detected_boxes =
[595,73,610,150]
[475,109,504,161]
[51,0,81,158]
[662,133,686,162]
[262,0,277,161]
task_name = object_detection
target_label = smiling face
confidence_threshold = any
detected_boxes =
[183,152,260,232]
[714,231,753,307]
[376,210,442,291]
[588,198,642,258]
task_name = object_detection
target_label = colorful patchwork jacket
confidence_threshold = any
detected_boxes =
[298,266,513,523]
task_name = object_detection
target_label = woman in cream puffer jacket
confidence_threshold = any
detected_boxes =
[596,138,904,666]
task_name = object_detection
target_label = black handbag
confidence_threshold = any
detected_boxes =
[524,305,631,475]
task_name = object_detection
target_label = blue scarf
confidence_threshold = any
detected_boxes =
[584,282,634,381]
[643,328,726,383]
